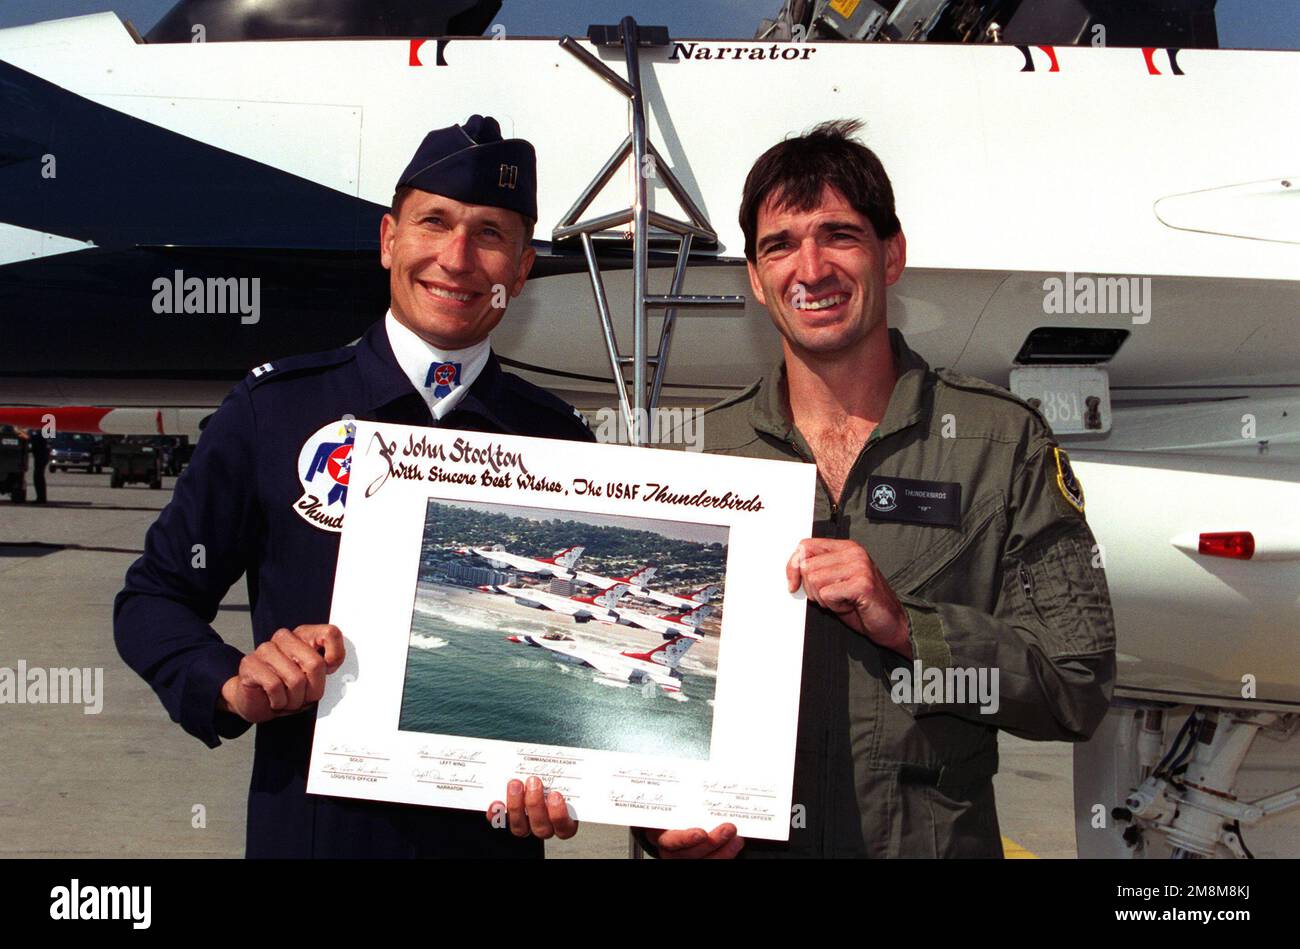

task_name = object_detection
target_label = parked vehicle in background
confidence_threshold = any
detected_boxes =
[151,435,192,475]
[0,424,28,502]
[49,432,108,473]
[109,435,163,489]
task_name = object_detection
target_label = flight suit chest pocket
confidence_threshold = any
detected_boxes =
[883,492,1007,608]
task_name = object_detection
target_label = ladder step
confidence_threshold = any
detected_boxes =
[552,209,633,242]
[646,211,716,242]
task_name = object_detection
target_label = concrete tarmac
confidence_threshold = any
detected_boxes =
[0,471,1077,858]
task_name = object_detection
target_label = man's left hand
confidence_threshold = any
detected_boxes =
[487,776,578,840]
[787,538,912,658]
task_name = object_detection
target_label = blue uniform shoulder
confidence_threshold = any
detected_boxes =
[497,370,593,440]
[243,343,358,390]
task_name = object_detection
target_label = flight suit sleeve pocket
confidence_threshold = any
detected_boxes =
[1007,527,1115,659]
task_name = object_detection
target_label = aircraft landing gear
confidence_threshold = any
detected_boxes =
[1115,708,1299,858]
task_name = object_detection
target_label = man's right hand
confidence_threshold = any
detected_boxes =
[219,624,346,724]
[643,823,744,859]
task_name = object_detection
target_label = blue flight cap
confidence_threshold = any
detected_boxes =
[396,115,537,222]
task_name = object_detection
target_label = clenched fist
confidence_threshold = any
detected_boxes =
[220,624,346,723]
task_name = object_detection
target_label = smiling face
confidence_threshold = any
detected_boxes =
[747,184,905,359]
[380,190,536,350]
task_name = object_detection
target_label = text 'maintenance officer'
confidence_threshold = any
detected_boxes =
[114,115,591,858]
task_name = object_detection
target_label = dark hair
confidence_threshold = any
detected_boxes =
[390,184,414,220]
[388,185,535,246]
[738,119,900,262]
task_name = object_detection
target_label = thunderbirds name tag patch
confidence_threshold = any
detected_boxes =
[865,476,962,528]
[294,419,356,532]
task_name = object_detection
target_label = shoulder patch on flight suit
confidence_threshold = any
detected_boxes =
[1053,447,1085,513]
[245,346,356,389]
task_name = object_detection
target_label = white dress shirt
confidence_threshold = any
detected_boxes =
[384,310,491,420]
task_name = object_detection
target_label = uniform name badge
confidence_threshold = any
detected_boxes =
[865,475,962,528]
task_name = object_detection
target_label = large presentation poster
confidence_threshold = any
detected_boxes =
[306,421,815,840]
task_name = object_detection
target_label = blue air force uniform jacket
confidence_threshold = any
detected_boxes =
[113,320,594,858]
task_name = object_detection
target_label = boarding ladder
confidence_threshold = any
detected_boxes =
[554,17,745,447]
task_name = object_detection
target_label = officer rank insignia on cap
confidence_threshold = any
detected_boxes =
[1053,447,1085,514]
[397,114,538,222]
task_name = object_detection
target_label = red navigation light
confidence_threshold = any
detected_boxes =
[1198,532,1255,560]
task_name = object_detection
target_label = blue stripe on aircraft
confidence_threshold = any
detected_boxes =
[0,60,388,250]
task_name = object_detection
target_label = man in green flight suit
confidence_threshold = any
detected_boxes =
[644,119,1116,858]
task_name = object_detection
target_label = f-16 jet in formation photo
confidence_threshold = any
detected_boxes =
[481,578,712,637]
[460,543,720,612]
[461,541,722,702]
[505,629,699,702]
[455,544,585,579]
[482,582,630,624]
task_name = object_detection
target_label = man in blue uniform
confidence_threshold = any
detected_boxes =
[114,116,592,858]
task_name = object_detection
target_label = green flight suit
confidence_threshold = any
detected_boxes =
[703,328,1116,858]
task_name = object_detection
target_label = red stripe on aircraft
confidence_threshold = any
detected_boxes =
[0,406,112,433]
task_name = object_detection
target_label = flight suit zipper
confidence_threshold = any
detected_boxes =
[788,431,875,855]
[788,438,836,519]
[839,432,878,514]
[789,430,877,520]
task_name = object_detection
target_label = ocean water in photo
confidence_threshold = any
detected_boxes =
[398,584,716,759]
